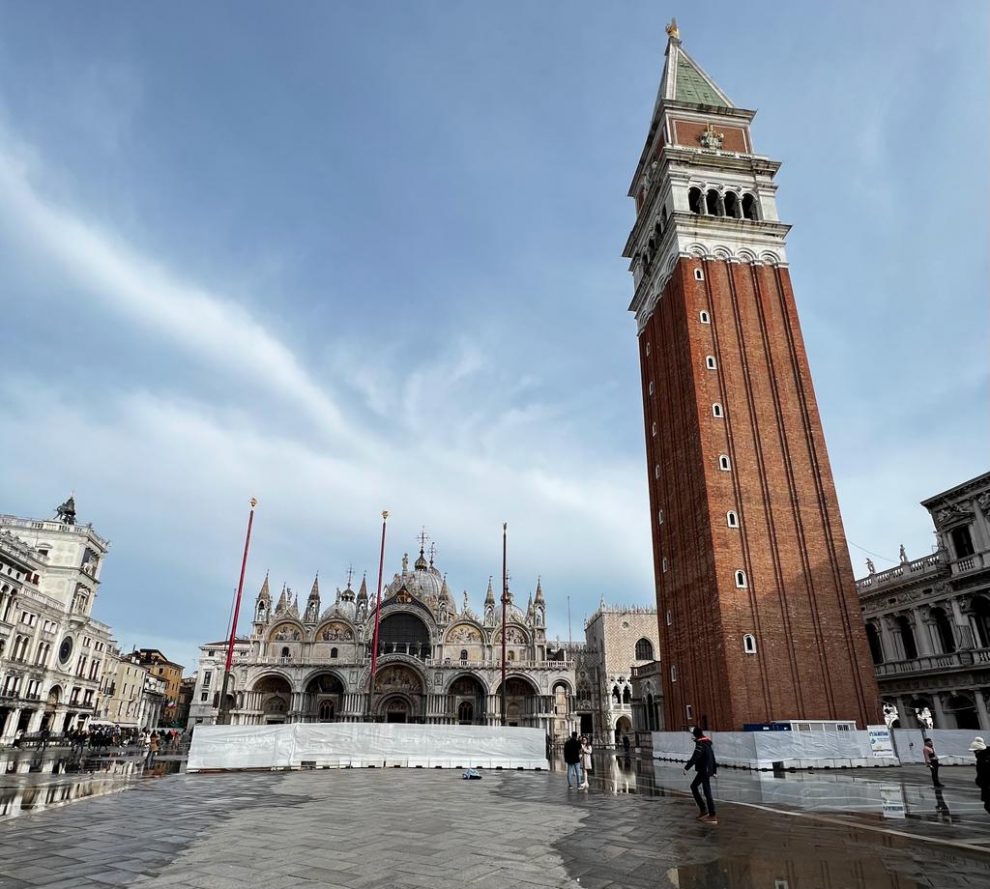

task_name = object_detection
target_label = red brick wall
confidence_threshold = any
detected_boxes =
[671,119,749,152]
[639,257,881,730]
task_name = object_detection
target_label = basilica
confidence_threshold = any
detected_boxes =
[192,544,579,738]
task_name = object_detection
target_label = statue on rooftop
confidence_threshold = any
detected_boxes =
[55,495,76,525]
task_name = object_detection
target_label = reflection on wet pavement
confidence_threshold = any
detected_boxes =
[0,749,184,821]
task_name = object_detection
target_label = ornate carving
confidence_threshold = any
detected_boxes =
[446,624,481,644]
[977,492,990,517]
[375,666,421,693]
[934,503,973,528]
[271,623,300,641]
[504,626,527,644]
[320,622,353,642]
[699,123,724,150]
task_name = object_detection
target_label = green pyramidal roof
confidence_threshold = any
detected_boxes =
[675,53,727,105]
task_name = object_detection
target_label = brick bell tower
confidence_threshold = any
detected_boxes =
[625,21,881,730]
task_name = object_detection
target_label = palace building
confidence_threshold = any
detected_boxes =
[194,543,576,735]
[624,22,880,729]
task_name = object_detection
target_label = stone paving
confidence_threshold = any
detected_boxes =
[0,757,989,888]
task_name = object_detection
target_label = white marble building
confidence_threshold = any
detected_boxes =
[0,499,114,741]
[857,471,990,730]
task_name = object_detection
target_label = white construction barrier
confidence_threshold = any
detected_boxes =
[891,729,986,766]
[651,730,899,770]
[187,723,549,772]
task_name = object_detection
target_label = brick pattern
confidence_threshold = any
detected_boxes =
[640,258,881,730]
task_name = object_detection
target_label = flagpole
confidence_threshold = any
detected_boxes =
[218,497,257,725]
[367,510,389,721]
[500,522,508,727]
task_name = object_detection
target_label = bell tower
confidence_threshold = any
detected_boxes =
[625,22,881,730]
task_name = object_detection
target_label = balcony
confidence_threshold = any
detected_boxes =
[952,552,988,576]
[856,552,945,593]
[875,647,990,678]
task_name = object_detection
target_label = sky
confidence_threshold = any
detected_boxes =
[0,2,986,675]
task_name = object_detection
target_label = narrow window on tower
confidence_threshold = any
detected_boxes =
[694,268,704,281]
[670,665,677,682]
[662,557,669,573]
[727,511,739,528]
[688,187,703,214]
[735,570,748,588]
[665,609,672,625]
[654,465,661,479]
[685,703,694,720]
[743,634,757,654]
[706,356,716,369]
[645,341,652,356]
[712,403,724,418]
[742,193,759,221]
[657,509,664,525]
[649,380,655,395]
[699,311,711,324]
[718,455,731,471]
[652,422,658,437]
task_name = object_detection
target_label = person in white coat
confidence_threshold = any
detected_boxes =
[579,736,593,789]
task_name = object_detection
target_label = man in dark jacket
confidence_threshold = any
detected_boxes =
[684,726,718,823]
[563,731,583,789]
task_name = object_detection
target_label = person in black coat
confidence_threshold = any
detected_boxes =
[684,726,718,823]
[970,736,990,814]
[563,731,583,789]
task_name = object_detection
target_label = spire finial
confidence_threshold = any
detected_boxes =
[665,18,680,41]
[346,564,354,588]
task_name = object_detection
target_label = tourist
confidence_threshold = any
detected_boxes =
[684,726,718,824]
[970,737,990,814]
[563,731,582,789]
[147,732,160,766]
[579,736,593,789]
[923,738,945,788]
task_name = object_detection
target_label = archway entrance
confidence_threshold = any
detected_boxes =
[253,675,292,724]
[449,675,485,725]
[374,665,424,722]
[496,676,539,727]
[946,694,980,730]
[305,673,345,723]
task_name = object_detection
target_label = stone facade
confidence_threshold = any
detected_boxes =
[624,28,880,730]
[130,648,184,724]
[857,471,990,730]
[191,546,576,737]
[0,502,115,741]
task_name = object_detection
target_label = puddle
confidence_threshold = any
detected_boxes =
[663,858,924,888]
[0,753,184,821]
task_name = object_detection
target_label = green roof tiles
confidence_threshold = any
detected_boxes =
[675,54,727,106]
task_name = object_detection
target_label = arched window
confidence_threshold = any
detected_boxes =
[507,650,515,661]
[622,686,632,704]
[688,187,704,214]
[670,665,678,682]
[719,455,731,471]
[655,464,661,479]
[330,647,338,659]
[706,189,721,215]
[706,356,716,369]
[699,311,710,324]
[459,649,468,661]
[635,638,654,660]
[651,421,657,437]
[931,607,956,654]
[457,701,474,724]
[865,623,883,665]
[735,570,747,588]
[612,685,621,703]
[895,615,918,660]
[280,646,290,659]
[712,403,724,418]
[318,700,335,722]
[727,511,739,528]
[743,634,757,654]
[742,193,759,220]
[649,380,655,395]
[723,192,740,218]
[657,509,664,525]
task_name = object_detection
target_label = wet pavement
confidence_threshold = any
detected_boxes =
[0,751,986,888]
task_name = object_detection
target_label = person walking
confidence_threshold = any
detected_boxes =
[563,731,583,789]
[970,736,990,814]
[579,736,593,789]
[684,726,718,823]
[923,737,945,788]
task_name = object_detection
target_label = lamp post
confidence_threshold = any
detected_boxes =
[367,511,389,721]
[217,497,257,726]
[500,522,507,727]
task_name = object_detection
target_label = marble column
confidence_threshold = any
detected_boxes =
[930,692,949,729]
[912,609,933,657]
[974,690,990,731]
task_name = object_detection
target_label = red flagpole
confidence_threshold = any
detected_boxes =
[500,522,508,727]
[368,510,389,720]
[218,497,257,725]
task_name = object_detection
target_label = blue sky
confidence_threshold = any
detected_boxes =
[0,2,986,674]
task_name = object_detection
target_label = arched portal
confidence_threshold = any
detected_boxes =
[374,665,425,723]
[253,675,292,724]
[305,672,345,723]
[945,694,980,730]
[931,607,956,653]
[496,676,540,728]
[377,613,432,660]
[449,675,485,725]
[895,615,918,660]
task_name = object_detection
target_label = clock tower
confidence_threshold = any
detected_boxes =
[625,22,881,730]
